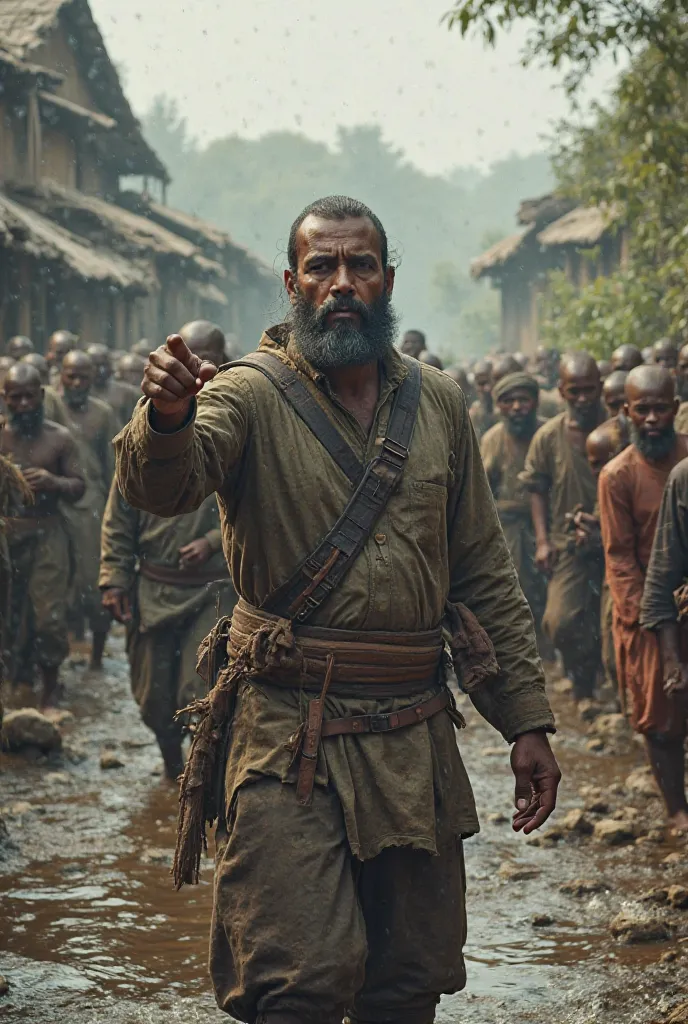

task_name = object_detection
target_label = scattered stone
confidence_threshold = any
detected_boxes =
[560,879,609,897]
[0,975,8,996]
[641,885,688,908]
[498,862,540,882]
[487,812,508,825]
[62,743,88,764]
[139,847,172,866]
[661,950,679,964]
[625,767,658,799]
[122,738,155,750]
[99,750,125,770]
[584,795,611,815]
[42,709,75,728]
[532,913,555,927]
[480,746,505,758]
[663,852,686,867]
[586,738,606,753]
[551,678,573,695]
[1,709,62,753]
[6,801,32,816]
[588,713,628,740]
[666,1001,688,1023]
[611,806,641,822]
[561,808,594,835]
[593,819,636,845]
[577,699,604,723]
[44,771,71,786]
[609,909,672,944]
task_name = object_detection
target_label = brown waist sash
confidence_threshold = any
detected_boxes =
[139,558,228,588]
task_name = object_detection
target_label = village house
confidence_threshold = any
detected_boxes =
[0,0,274,352]
[470,194,627,355]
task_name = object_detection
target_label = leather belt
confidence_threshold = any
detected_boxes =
[139,558,229,588]
[320,689,450,737]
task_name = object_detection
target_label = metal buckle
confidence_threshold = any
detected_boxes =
[369,713,392,733]
[381,437,409,459]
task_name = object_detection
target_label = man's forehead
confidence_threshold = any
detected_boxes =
[628,384,673,401]
[562,369,598,385]
[297,214,380,256]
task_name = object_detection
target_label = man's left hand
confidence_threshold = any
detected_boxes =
[179,537,212,568]
[510,729,561,834]
[22,467,58,492]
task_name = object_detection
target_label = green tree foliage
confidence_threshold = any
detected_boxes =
[447,0,688,357]
[141,101,551,356]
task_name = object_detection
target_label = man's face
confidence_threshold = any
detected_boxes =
[4,378,43,434]
[653,342,678,370]
[626,389,677,458]
[586,441,613,479]
[48,339,73,368]
[90,353,111,386]
[284,214,397,371]
[560,370,602,428]
[603,385,625,417]
[7,337,33,360]
[401,333,425,359]
[61,360,93,408]
[474,371,492,396]
[497,387,537,437]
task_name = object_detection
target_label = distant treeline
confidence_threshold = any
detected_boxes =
[142,97,552,358]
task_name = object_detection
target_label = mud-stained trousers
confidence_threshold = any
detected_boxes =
[210,775,467,1024]
[542,548,603,698]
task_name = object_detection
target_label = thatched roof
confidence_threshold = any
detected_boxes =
[518,194,576,227]
[0,43,62,83]
[188,279,229,306]
[0,0,168,181]
[0,190,152,291]
[470,228,534,280]
[10,181,226,279]
[537,206,618,247]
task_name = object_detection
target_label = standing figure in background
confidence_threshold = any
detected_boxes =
[653,338,678,371]
[520,352,605,700]
[116,353,147,389]
[399,328,426,359]
[600,367,688,829]
[480,372,547,645]
[603,370,628,419]
[674,343,688,434]
[468,358,496,439]
[86,344,141,428]
[0,448,32,702]
[6,336,34,360]
[60,351,117,670]
[46,330,78,385]
[0,364,84,705]
[611,344,643,373]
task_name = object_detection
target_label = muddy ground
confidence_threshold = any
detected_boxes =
[1,630,687,1024]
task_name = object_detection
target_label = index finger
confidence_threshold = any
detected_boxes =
[165,334,198,371]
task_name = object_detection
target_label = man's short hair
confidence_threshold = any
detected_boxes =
[287,196,389,272]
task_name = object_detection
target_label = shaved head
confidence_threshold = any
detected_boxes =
[7,335,34,359]
[560,351,600,382]
[179,320,225,367]
[559,351,602,430]
[603,370,628,417]
[63,350,93,372]
[626,364,675,401]
[5,362,42,390]
[61,350,93,409]
[586,425,618,477]
[21,352,50,384]
[653,337,678,369]
[610,344,643,373]
[492,354,521,383]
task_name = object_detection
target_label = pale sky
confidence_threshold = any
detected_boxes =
[91,0,617,176]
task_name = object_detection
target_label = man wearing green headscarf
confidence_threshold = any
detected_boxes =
[481,372,547,640]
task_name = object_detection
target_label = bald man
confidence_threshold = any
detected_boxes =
[653,338,678,371]
[86,344,140,428]
[116,352,147,389]
[443,365,474,404]
[603,370,628,419]
[6,335,34,360]
[0,364,84,705]
[597,359,612,381]
[468,359,497,439]
[46,329,78,385]
[520,352,605,699]
[611,344,643,373]
[60,351,117,669]
[599,366,688,829]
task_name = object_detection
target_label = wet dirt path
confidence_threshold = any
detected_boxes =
[1,633,687,1023]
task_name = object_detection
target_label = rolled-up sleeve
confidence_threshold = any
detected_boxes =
[448,396,554,741]
[641,460,688,629]
[114,373,253,518]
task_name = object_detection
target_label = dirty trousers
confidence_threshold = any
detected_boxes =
[62,502,112,634]
[7,519,70,676]
[542,549,602,692]
[127,600,219,745]
[210,775,467,1024]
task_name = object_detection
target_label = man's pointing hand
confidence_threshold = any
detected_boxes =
[143,334,218,429]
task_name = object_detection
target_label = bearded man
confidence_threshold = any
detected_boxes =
[86,344,141,428]
[46,329,78,384]
[115,195,559,1024]
[520,352,605,700]
[60,351,117,669]
[468,358,497,439]
[0,363,84,704]
[599,366,688,829]
[480,372,547,639]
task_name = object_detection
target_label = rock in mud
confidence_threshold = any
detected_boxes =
[642,886,688,909]
[487,812,508,824]
[577,699,604,723]
[43,709,75,728]
[532,913,555,927]
[498,862,540,882]
[609,909,672,944]
[666,1001,688,1022]
[561,808,594,835]
[588,713,628,740]
[140,846,173,866]
[1,709,62,753]
[560,878,609,897]
[593,819,636,845]
[586,738,606,753]
[0,975,8,996]
[100,750,125,770]
[625,766,658,798]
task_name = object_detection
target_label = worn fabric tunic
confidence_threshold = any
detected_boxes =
[115,328,554,858]
[642,457,688,628]
[600,440,688,734]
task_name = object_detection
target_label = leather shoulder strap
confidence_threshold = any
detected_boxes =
[263,357,422,624]
[224,351,363,486]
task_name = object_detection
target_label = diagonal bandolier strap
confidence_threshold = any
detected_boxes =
[225,350,422,625]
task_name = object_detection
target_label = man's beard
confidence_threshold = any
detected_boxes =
[505,410,538,438]
[630,423,677,461]
[568,403,599,429]
[64,387,89,410]
[9,406,44,436]
[290,291,399,371]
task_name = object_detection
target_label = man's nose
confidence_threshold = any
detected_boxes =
[330,263,355,296]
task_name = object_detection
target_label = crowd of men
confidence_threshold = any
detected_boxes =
[2,318,688,826]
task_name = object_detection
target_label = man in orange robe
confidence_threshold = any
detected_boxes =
[599,365,688,828]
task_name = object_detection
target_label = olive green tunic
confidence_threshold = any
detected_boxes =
[116,327,553,856]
